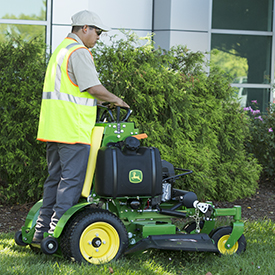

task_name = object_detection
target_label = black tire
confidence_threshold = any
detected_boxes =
[14,230,28,246]
[211,226,246,255]
[40,236,59,255]
[183,221,205,234]
[60,207,99,261]
[60,208,128,265]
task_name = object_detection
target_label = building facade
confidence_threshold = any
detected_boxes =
[0,0,274,111]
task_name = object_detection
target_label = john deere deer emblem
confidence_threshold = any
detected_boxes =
[129,170,143,184]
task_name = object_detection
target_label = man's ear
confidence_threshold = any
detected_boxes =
[83,25,88,33]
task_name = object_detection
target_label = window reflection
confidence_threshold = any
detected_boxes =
[0,24,45,43]
[212,0,273,31]
[211,34,272,85]
[232,87,270,112]
[0,0,46,21]
[232,87,247,108]
[211,49,248,82]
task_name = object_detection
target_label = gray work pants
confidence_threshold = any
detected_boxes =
[34,142,90,238]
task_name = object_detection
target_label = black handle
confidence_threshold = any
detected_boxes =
[97,104,132,123]
[162,168,193,183]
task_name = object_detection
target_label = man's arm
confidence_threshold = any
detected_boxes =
[87,84,129,108]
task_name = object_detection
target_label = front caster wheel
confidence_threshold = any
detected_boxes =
[211,226,246,255]
[41,236,59,255]
[14,230,28,246]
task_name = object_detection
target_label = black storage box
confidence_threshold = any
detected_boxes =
[94,145,162,198]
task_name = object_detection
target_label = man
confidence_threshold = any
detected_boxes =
[33,10,129,242]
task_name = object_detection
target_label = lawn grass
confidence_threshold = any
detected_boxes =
[0,220,274,275]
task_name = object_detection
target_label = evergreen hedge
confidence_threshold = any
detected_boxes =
[0,33,261,205]
[93,32,261,201]
[0,36,48,204]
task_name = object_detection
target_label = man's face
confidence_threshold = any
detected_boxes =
[83,26,101,48]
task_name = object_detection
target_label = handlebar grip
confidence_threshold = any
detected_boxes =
[97,105,132,123]
[117,107,120,123]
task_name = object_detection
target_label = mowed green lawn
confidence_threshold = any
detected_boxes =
[0,220,274,275]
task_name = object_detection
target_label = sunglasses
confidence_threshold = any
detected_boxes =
[88,26,103,36]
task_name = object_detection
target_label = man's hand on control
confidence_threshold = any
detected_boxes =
[87,85,130,109]
[110,99,130,109]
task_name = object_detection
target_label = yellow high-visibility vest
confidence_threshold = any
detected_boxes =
[37,37,97,144]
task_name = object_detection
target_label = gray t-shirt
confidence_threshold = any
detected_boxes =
[67,33,101,92]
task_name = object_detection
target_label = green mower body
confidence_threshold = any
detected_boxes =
[15,106,246,264]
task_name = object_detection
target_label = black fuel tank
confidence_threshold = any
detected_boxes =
[94,145,162,198]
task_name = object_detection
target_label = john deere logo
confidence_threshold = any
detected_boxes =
[129,170,143,184]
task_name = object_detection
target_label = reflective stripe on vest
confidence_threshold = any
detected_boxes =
[54,44,78,95]
[42,91,97,107]
[43,42,97,107]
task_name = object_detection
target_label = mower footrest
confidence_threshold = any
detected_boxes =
[125,233,218,254]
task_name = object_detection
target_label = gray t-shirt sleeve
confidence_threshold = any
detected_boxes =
[68,48,101,92]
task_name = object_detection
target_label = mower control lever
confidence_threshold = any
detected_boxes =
[162,168,193,183]
[116,106,133,122]
[97,104,132,123]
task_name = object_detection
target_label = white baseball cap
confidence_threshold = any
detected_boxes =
[71,10,110,31]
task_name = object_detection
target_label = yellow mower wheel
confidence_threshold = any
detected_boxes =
[211,226,246,255]
[60,208,128,264]
[79,222,120,264]
[216,234,239,255]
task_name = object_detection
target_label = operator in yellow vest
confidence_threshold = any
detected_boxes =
[33,10,129,243]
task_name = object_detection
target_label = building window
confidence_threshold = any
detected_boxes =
[0,0,49,43]
[0,0,46,21]
[0,24,46,42]
[231,87,270,112]
[211,34,272,85]
[212,0,273,31]
[211,0,274,111]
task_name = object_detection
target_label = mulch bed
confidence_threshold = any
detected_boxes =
[1,181,274,234]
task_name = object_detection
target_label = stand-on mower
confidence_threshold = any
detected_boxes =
[14,106,246,264]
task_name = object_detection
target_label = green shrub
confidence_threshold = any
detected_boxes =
[0,32,262,204]
[0,36,48,204]
[93,32,262,201]
[244,101,275,179]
